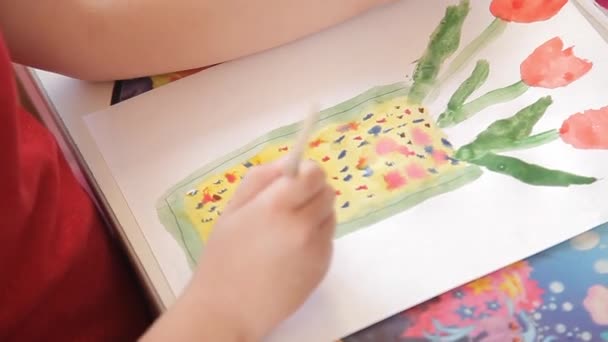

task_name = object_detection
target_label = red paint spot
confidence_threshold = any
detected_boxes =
[376,137,399,155]
[411,127,432,145]
[336,121,360,133]
[432,150,449,165]
[383,171,407,190]
[397,146,416,157]
[377,137,415,157]
[353,136,363,141]
[335,190,341,196]
[202,193,214,204]
[225,173,238,183]
[322,156,331,162]
[376,118,387,123]
[201,189,222,204]
[405,109,412,115]
[309,138,325,148]
[356,185,368,191]
[406,163,427,179]
[356,157,368,170]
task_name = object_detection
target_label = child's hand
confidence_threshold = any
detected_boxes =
[188,160,336,340]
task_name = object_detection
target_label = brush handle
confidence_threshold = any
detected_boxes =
[284,109,320,177]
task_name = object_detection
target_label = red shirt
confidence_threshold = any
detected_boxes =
[0,33,151,340]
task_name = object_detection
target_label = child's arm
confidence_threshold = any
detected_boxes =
[0,0,393,81]
[141,159,336,341]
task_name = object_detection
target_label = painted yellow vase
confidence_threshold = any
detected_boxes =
[156,83,482,265]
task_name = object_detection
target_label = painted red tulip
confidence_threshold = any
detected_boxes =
[560,106,608,149]
[520,37,592,89]
[490,0,568,23]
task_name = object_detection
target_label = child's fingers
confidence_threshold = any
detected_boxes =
[318,211,337,242]
[225,161,284,211]
[267,160,327,210]
[295,185,336,228]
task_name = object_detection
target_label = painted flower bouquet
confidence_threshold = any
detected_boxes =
[411,0,606,187]
[156,0,608,264]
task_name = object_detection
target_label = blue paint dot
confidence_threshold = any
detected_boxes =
[363,167,374,177]
[455,305,476,319]
[368,125,382,136]
[452,290,465,299]
[341,201,350,209]
[338,150,347,159]
[486,300,501,311]
[343,174,353,182]
[441,138,453,147]
[449,157,459,165]
[358,141,370,148]
[334,135,345,144]
[383,128,394,134]
[340,166,349,173]
[363,113,374,121]
[243,161,253,168]
[424,146,434,154]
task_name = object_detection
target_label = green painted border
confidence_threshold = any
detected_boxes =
[156,82,482,267]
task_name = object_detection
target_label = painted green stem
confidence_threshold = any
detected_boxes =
[471,153,597,187]
[437,59,490,127]
[427,18,508,102]
[408,0,470,105]
[439,80,529,128]
[497,129,560,151]
[456,129,559,161]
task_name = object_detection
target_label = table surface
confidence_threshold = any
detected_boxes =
[24,66,608,342]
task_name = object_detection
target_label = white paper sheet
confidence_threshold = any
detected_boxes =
[83,1,608,340]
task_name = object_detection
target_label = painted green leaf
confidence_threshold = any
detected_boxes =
[437,59,490,127]
[408,0,470,105]
[454,96,554,160]
[448,59,490,109]
[479,96,552,140]
[456,129,559,161]
[472,153,597,187]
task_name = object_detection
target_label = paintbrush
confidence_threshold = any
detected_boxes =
[284,106,321,177]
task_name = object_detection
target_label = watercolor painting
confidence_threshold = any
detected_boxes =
[156,0,608,264]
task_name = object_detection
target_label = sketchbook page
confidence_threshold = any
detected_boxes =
[83,1,608,341]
